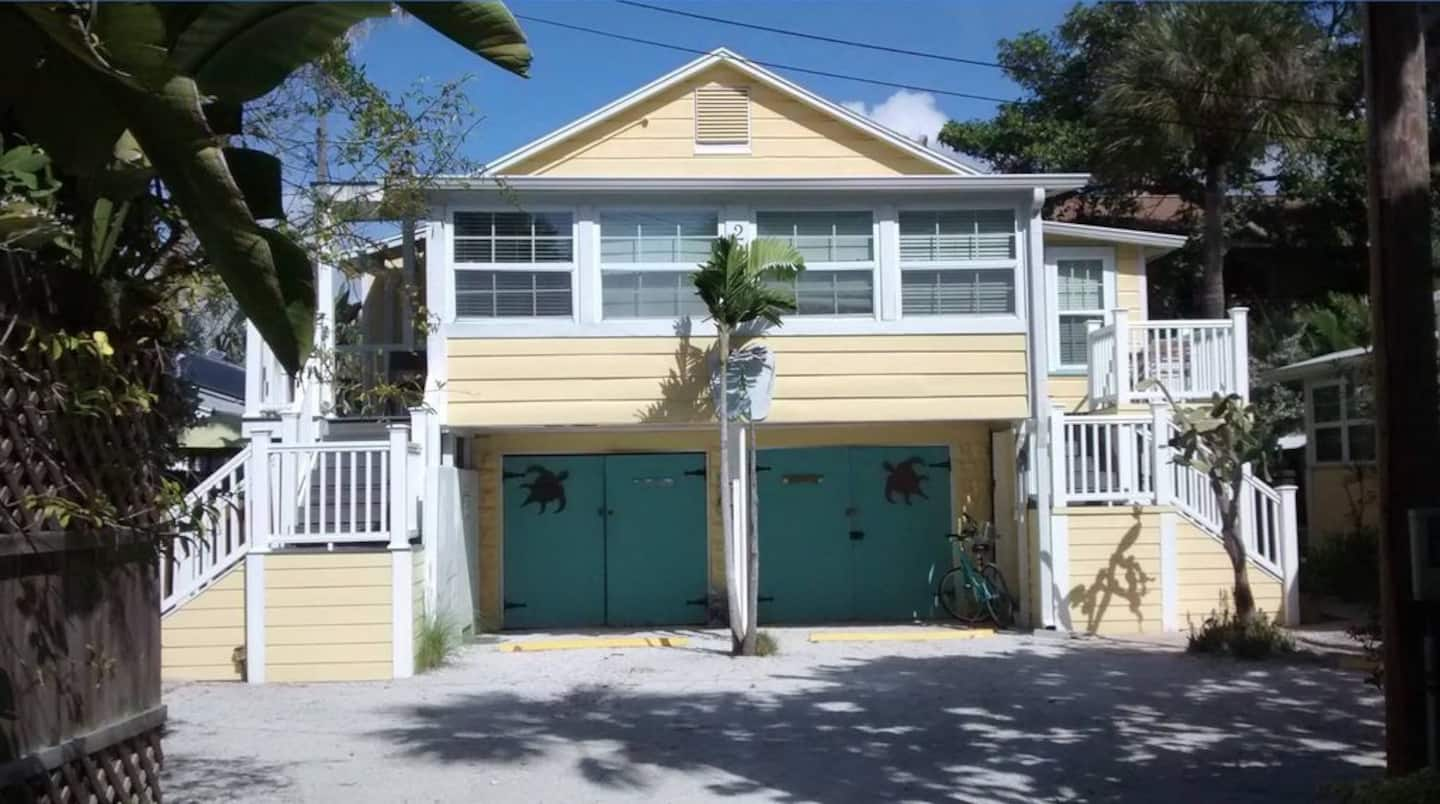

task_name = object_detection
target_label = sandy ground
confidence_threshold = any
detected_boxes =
[162,627,1384,803]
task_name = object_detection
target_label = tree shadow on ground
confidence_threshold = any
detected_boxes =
[163,753,296,804]
[371,644,1383,803]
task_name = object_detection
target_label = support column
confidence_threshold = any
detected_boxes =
[1045,405,1068,629]
[1277,484,1301,627]
[245,426,272,684]
[388,422,414,679]
[1024,187,1055,630]
[1159,512,1179,632]
[1228,306,1250,401]
[1049,512,1070,631]
[1112,308,1131,406]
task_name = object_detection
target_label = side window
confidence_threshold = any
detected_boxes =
[1311,379,1375,464]
[1045,248,1115,372]
[899,209,1017,316]
[452,211,574,319]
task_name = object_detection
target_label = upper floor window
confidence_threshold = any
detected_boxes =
[1044,247,1114,371]
[756,210,874,316]
[453,211,574,264]
[899,209,1017,316]
[1311,379,1375,463]
[453,211,575,319]
[599,211,716,319]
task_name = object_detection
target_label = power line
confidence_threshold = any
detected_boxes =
[515,14,1363,145]
[613,0,1349,111]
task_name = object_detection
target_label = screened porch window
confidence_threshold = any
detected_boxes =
[599,210,716,319]
[899,209,1017,316]
[452,210,574,319]
[756,210,874,315]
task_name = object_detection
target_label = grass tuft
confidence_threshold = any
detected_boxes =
[754,630,780,657]
[1187,605,1294,660]
[415,613,462,672]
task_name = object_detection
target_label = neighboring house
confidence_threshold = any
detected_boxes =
[160,49,1300,684]
[176,351,246,479]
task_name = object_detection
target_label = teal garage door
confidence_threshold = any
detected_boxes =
[757,446,952,623]
[501,453,707,629]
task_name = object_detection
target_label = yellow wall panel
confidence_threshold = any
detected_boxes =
[263,551,395,682]
[506,63,949,177]
[1307,464,1378,540]
[267,604,392,627]
[162,563,244,682]
[1175,519,1285,625]
[1059,508,1164,635]
[448,334,1028,427]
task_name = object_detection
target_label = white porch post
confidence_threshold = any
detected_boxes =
[1111,308,1131,406]
[244,425,272,684]
[388,422,414,678]
[1025,187,1054,630]
[244,322,263,417]
[1085,319,1103,408]
[1239,463,1256,562]
[1153,402,1179,630]
[1228,306,1250,401]
[1045,405,1069,629]
[1277,483,1301,627]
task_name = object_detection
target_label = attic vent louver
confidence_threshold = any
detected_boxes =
[694,84,750,151]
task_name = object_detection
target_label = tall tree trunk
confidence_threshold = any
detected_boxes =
[1217,473,1255,622]
[1364,2,1439,775]
[717,328,743,654]
[1200,157,1228,320]
[741,419,760,655]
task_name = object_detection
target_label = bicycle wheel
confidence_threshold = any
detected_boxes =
[937,566,987,624]
[979,564,1015,629]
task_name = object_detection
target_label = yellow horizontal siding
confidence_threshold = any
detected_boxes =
[448,334,1027,427]
[507,63,946,177]
[1308,464,1378,540]
[162,564,245,682]
[263,552,394,682]
[1048,375,1091,413]
[1060,508,1163,635]
[1175,519,1285,624]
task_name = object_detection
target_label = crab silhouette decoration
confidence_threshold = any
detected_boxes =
[883,457,929,506]
[518,465,569,514]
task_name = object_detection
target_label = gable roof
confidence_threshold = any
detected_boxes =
[485,48,981,176]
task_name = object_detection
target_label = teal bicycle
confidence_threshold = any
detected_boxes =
[936,513,1016,628]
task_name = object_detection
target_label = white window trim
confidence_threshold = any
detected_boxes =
[450,207,579,322]
[1307,377,1375,466]
[896,203,1025,323]
[1045,246,1116,374]
[594,207,720,321]
[754,207,880,318]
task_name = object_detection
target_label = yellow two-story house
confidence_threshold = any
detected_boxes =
[161,49,1299,683]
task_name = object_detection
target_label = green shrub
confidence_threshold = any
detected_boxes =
[1328,769,1440,803]
[415,614,461,672]
[1301,527,1379,604]
[1187,607,1295,659]
[754,630,780,657]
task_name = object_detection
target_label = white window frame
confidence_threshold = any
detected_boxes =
[897,203,1025,322]
[754,207,879,319]
[1307,377,1375,465]
[450,207,579,322]
[596,208,722,321]
[1045,246,1116,374]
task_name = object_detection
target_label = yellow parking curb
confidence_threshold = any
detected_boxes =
[809,629,996,643]
[498,636,689,653]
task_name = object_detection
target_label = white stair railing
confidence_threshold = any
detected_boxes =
[1049,409,1155,504]
[1085,307,1250,409]
[162,446,251,614]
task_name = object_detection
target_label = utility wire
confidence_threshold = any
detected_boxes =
[614,0,1349,111]
[515,14,1363,145]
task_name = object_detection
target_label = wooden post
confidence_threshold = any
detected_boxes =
[1277,484,1300,628]
[1365,2,1440,774]
[1112,308,1131,406]
[1228,307,1250,401]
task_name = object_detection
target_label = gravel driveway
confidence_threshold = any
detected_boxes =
[162,628,1383,803]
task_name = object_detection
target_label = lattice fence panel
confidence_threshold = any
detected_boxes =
[1,727,164,804]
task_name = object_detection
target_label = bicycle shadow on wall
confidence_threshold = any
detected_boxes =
[1066,507,1154,634]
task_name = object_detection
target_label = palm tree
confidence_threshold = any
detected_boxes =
[1097,4,1325,319]
[693,234,803,656]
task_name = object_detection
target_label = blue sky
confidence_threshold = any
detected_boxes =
[351,0,1074,167]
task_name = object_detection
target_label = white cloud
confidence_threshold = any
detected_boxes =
[843,90,950,148]
[842,90,982,170]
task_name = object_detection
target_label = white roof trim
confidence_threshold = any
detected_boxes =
[429,174,1090,193]
[1045,221,1189,251]
[1264,346,1371,383]
[484,48,981,176]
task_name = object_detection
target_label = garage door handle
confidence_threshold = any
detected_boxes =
[503,600,527,610]
[685,597,707,606]
[759,595,774,603]
[849,530,865,541]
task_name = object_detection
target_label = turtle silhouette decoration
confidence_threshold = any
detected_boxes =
[883,457,929,505]
[517,465,568,514]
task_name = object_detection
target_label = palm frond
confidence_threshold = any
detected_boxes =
[691,235,804,330]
